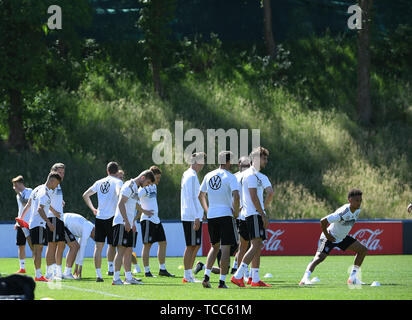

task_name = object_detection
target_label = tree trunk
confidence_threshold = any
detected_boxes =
[357,0,373,124]
[263,0,276,58]
[7,88,27,150]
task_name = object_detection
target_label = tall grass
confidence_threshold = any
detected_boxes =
[1,35,411,221]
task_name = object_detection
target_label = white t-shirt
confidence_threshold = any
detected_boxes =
[63,213,95,266]
[138,184,160,224]
[321,203,361,243]
[180,168,203,222]
[29,184,53,229]
[234,171,247,221]
[48,184,64,219]
[89,175,123,220]
[113,179,139,226]
[242,166,272,217]
[200,168,239,219]
[17,188,33,222]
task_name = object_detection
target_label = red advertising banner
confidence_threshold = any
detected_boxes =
[202,221,403,256]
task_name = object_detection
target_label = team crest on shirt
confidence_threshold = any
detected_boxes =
[100,181,110,194]
[209,175,222,190]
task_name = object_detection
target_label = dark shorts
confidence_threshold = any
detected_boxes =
[182,221,202,247]
[141,220,166,244]
[95,217,114,245]
[46,217,65,242]
[207,216,239,246]
[238,219,250,241]
[30,227,48,245]
[16,227,29,246]
[64,227,77,243]
[317,235,357,255]
[113,224,137,248]
[246,214,267,241]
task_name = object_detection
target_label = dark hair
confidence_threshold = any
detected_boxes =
[107,162,119,175]
[11,175,24,184]
[149,166,162,175]
[47,172,62,183]
[218,151,234,165]
[139,169,155,183]
[348,188,363,198]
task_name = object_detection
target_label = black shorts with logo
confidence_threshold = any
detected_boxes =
[95,217,114,245]
[30,226,48,245]
[246,214,267,241]
[113,224,137,248]
[207,216,239,246]
[16,227,29,246]
[46,217,65,242]
[141,220,166,244]
[317,235,357,255]
[182,221,202,247]
[238,219,250,241]
[64,227,77,243]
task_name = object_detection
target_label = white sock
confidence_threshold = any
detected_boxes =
[35,269,42,278]
[188,269,194,279]
[56,265,62,276]
[19,259,25,269]
[232,260,238,269]
[108,261,114,272]
[113,271,121,281]
[64,267,72,275]
[234,262,248,279]
[96,268,102,278]
[350,265,360,277]
[159,263,166,270]
[125,271,132,281]
[251,268,260,283]
[303,270,311,281]
[144,265,150,273]
[219,274,226,282]
[204,269,211,278]
[184,269,190,280]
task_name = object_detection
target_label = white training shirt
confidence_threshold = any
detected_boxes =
[48,184,64,219]
[16,188,33,222]
[200,168,240,219]
[180,168,203,222]
[241,166,272,217]
[88,175,123,220]
[29,184,53,229]
[63,213,95,266]
[321,203,361,243]
[234,171,247,221]
[113,179,140,226]
[138,184,160,224]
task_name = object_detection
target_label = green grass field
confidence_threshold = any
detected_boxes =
[1,255,411,300]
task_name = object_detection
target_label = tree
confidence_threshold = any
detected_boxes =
[262,0,276,58]
[356,0,373,124]
[137,0,176,97]
[0,0,91,150]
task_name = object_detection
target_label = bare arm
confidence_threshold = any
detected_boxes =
[249,187,268,228]
[198,191,208,214]
[49,206,62,219]
[20,198,32,220]
[232,190,240,219]
[321,217,335,242]
[118,195,131,231]
[38,205,54,231]
[82,188,97,215]
[263,186,274,210]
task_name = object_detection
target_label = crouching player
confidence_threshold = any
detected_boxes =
[299,188,367,286]
[62,213,96,279]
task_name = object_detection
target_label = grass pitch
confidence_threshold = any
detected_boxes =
[0,255,411,300]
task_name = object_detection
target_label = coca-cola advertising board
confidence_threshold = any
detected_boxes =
[201,221,403,256]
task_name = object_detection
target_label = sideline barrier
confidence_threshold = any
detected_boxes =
[202,220,409,256]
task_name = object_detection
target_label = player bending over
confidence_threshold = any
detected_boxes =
[299,188,367,286]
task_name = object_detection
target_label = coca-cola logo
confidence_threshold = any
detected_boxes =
[262,229,285,251]
[351,228,383,251]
